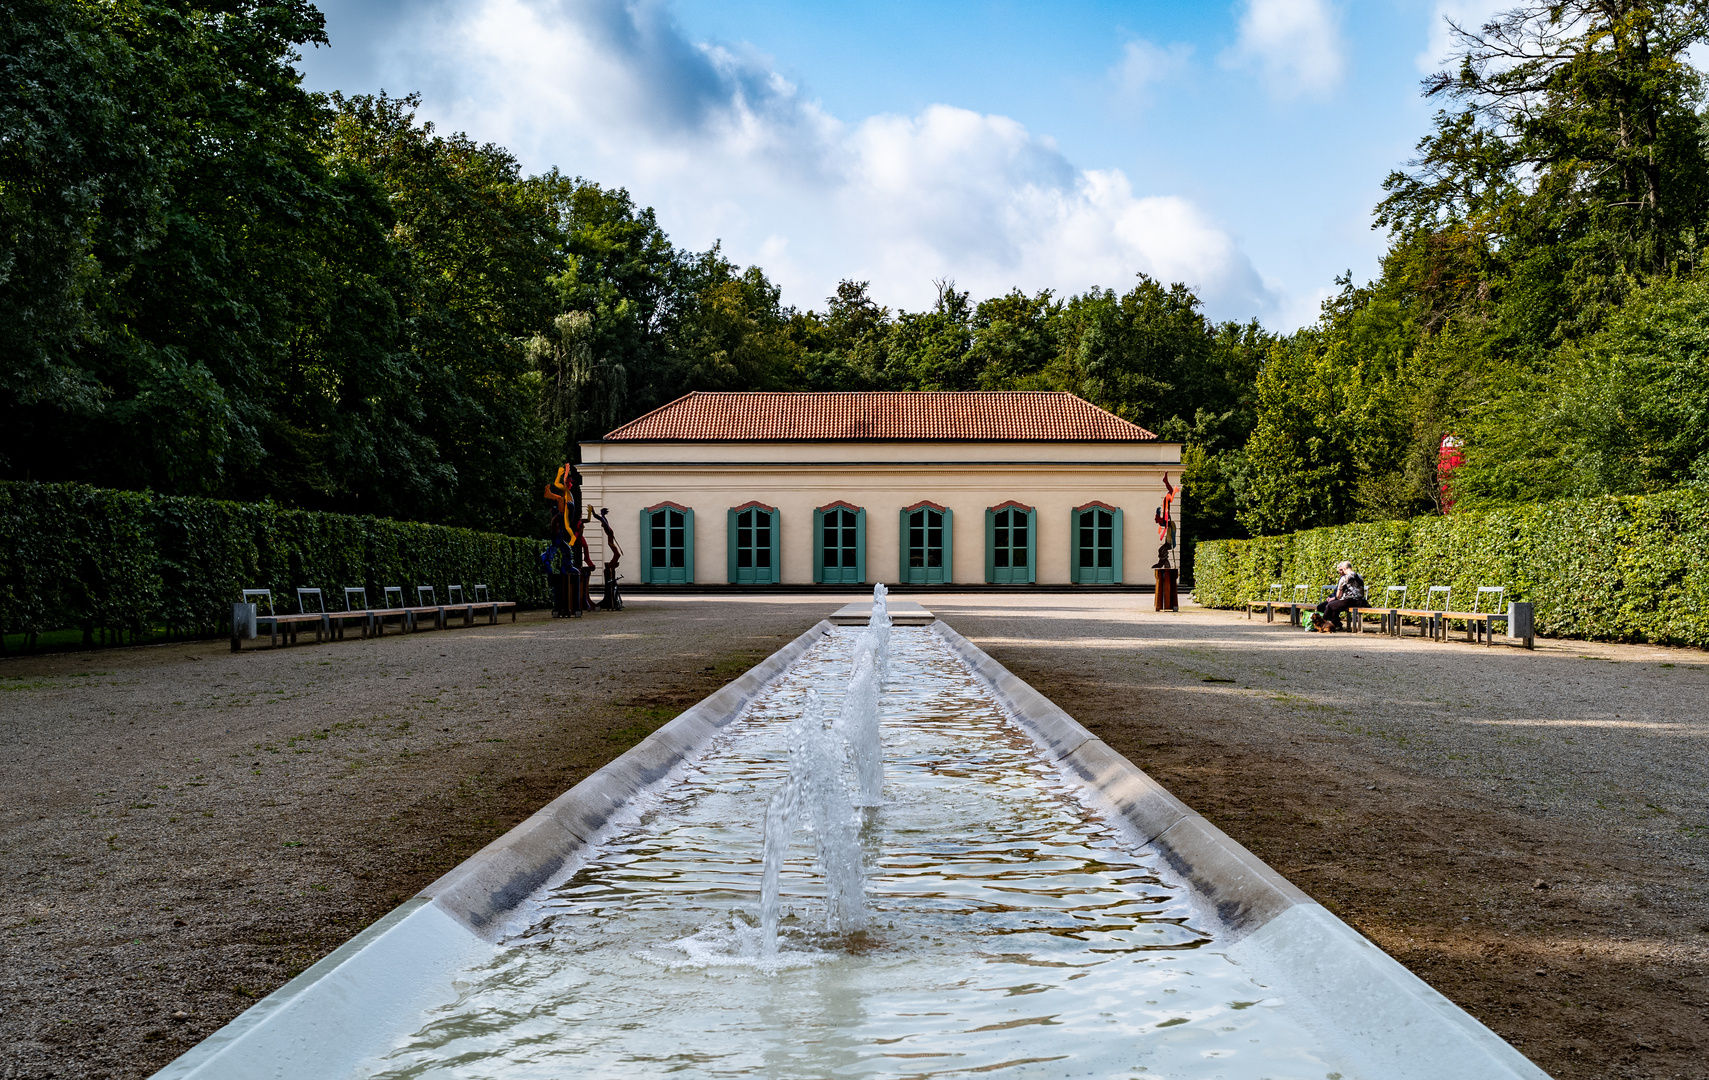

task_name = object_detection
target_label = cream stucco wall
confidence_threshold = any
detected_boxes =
[578,440,1183,586]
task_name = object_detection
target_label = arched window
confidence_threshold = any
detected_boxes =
[985,501,1036,584]
[813,502,865,584]
[727,503,780,584]
[899,501,953,584]
[640,503,694,584]
[1070,502,1123,584]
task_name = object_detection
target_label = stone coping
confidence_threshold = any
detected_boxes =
[152,619,835,1079]
[154,616,1548,1079]
[830,600,934,625]
[930,619,1549,1080]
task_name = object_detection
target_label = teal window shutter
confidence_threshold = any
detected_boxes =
[683,508,696,583]
[941,507,953,584]
[1018,509,1032,587]
[639,508,654,584]
[855,508,867,584]
[1025,507,1037,584]
[726,508,738,584]
[984,507,996,583]
[1111,507,1123,584]
[1068,508,1079,584]
[768,507,781,584]
[812,507,825,583]
[898,507,909,583]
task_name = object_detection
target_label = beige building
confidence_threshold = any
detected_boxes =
[578,391,1181,587]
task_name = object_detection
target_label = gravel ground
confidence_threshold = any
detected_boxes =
[0,599,835,1080]
[2,592,1705,1080]
[934,594,1709,1080]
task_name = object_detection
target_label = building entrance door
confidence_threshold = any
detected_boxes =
[991,507,1029,583]
[733,507,773,584]
[821,507,860,584]
[1076,507,1115,584]
[905,508,945,584]
[649,508,688,584]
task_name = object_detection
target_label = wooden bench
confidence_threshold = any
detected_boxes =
[1389,585,1452,639]
[1435,585,1508,645]
[471,584,517,624]
[234,583,519,650]
[1350,585,1407,635]
[400,585,448,631]
[1246,583,1288,621]
[366,586,412,634]
[1246,583,1314,626]
[231,589,330,650]
[1368,585,1534,648]
[327,587,381,640]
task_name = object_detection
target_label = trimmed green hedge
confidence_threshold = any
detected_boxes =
[1192,488,1709,647]
[0,481,548,648]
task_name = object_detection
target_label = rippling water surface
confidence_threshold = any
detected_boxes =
[364,628,1345,1079]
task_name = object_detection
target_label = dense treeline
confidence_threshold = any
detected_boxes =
[8,0,1709,549]
[1239,0,1709,535]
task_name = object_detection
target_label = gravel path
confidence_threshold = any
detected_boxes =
[934,594,1709,1080]
[2,592,1704,1080]
[0,599,836,1080]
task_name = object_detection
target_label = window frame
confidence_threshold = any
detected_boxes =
[812,501,866,584]
[984,501,1037,584]
[898,500,953,585]
[640,502,695,584]
[1069,501,1123,585]
[726,502,780,585]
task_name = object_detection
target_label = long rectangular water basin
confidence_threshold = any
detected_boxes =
[156,620,1548,1080]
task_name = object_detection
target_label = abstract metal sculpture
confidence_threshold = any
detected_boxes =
[1152,472,1179,612]
[592,507,624,611]
[542,463,583,618]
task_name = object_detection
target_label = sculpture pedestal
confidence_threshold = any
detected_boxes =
[1153,568,1178,612]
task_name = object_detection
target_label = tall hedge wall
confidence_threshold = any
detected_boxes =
[1192,488,1709,647]
[0,481,549,646]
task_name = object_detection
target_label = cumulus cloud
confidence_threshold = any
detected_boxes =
[379,0,1277,318]
[1223,0,1346,99]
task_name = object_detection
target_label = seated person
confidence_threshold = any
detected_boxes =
[1311,561,1366,632]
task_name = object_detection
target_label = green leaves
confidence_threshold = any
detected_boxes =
[1195,487,1709,647]
[0,479,547,644]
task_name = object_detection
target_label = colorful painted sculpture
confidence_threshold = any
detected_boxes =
[1153,472,1179,612]
[543,463,583,617]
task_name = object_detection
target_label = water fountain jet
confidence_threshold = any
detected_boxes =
[759,688,865,955]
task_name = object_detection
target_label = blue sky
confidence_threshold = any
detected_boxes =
[297,0,1504,329]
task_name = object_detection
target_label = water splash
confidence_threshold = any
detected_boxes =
[757,585,895,954]
[838,650,884,808]
[838,583,891,807]
[759,689,866,955]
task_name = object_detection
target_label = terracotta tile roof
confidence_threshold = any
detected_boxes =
[601,392,1158,442]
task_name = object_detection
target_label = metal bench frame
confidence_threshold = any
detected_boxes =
[1350,585,1407,634]
[1437,585,1506,645]
[230,589,328,650]
[1246,583,1287,621]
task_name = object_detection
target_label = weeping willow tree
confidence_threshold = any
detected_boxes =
[527,310,629,461]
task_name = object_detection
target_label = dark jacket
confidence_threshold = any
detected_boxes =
[1335,571,1366,603]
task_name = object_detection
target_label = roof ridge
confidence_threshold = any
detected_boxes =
[598,391,1158,442]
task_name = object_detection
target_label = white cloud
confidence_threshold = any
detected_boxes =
[1110,38,1194,105]
[380,0,1278,319]
[1223,0,1346,99]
